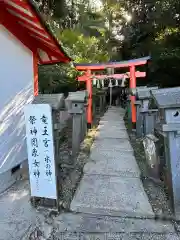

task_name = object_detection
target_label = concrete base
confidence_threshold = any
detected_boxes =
[70,174,154,218]
[0,180,45,240]
[49,232,180,240]
[0,169,18,194]
[55,212,176,233]
[0,160,28,194]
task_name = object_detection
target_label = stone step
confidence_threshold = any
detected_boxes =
[106,110,125,114]
[105,109,124,112]
[99,120,125,125]
[102,116,125,120]
[88,143,139,177]
[107,108,125,111]
[84,155,140,177]
[107,107,125,111]
[103,115,124,118]
[105,112,125,116]
[55,213,175,234]
[97,123,126,130]
[99,120,125,126]
[96,129,129,139]
[91,138,133,152]
[101,117,124,122]
[98,127,127,133]
[90,148,135,161]
[103,113,125,117]
[70,174,154,218]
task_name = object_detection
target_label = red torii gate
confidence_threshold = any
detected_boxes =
[75,56,150,128]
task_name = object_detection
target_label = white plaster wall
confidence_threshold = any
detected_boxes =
[0,25,34,173]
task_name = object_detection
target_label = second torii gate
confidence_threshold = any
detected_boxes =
[75,56,150,128]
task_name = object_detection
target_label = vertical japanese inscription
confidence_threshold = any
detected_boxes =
[29,116,40,179]
[40,114,52,179]
[25,104,57,199]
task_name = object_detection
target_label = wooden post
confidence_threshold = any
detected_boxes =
[130,65,136,128]
[86,69,92,128]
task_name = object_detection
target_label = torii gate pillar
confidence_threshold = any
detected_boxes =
[86,69,93,128]
[130,65,136,128]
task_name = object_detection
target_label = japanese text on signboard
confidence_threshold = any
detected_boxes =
[24,104,57,199]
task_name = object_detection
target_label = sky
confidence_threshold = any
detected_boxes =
[90,0,103,11]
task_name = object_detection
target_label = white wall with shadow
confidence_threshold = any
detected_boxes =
[0,84,33,173]
[0,25,34,173]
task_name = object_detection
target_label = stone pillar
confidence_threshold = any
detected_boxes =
[69,107,83,158]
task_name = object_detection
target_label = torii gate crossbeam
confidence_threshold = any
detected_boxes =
[78,72,146,81]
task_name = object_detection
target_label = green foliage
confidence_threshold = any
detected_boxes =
[37,0,180,90]
[59,29,109,63]
[38,18,109,94]
[120,0,180,87]
[149,27,180,86]
[38,63,78,94]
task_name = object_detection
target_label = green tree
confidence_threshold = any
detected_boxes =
[119,0,180,87]
[38,24,110,93]
[35,0,113,93]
